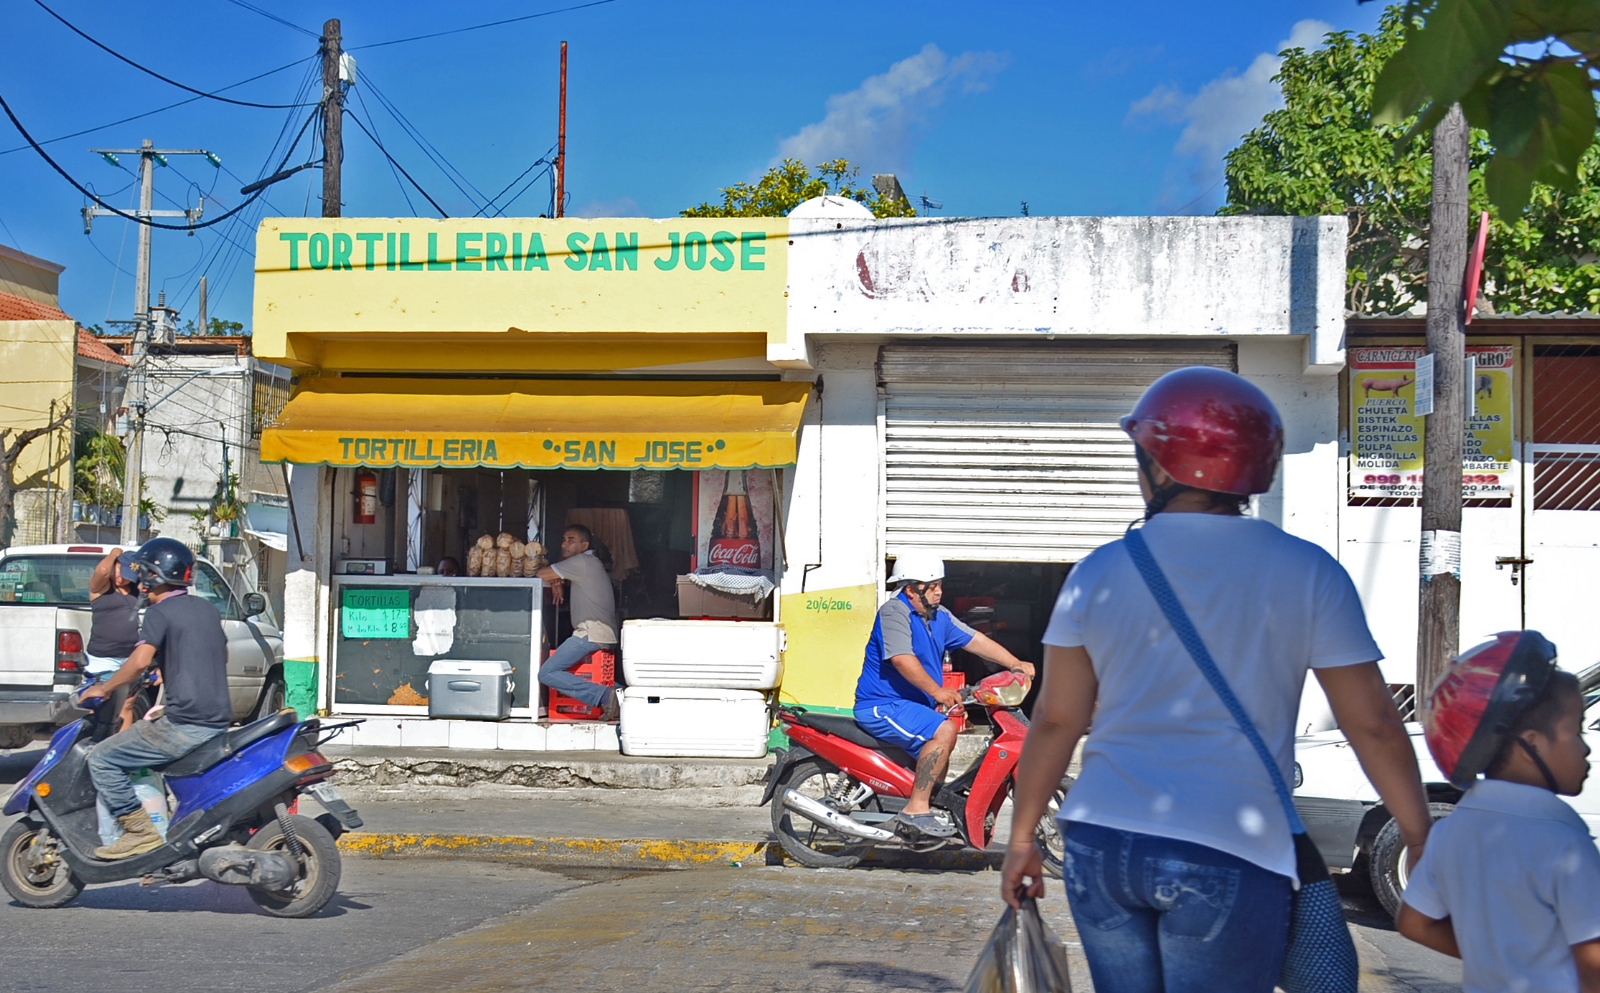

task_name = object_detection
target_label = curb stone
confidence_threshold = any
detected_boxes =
[336,831,1003,872]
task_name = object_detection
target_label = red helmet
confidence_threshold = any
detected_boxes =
[1120,367,1284,495]
[1424,630,1559,789]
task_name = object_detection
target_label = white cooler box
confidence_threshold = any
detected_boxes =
[427,660,514,720]
[620,619,784,689]
[618,687,769,758]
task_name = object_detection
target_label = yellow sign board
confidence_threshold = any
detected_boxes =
[259,377,810,469]
[1348,345,1515,499]
[777,584,878,709]
[251,217,790,363]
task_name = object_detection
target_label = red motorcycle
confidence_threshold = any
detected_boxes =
[760,670,1066,873]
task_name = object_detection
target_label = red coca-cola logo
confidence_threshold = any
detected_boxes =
[709,540,759,567]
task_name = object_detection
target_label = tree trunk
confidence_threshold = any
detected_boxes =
[1417,104,1470,707]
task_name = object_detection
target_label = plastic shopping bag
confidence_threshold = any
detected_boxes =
[964,897,1073,993]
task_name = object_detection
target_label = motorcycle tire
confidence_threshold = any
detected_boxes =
[1030,784,1070,880]
[246,813,341,918]
[1,820,83,909]
[770,757,874,869]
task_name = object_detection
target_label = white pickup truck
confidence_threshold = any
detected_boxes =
[0,543,286,749]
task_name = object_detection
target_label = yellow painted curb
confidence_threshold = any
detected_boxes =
[338,832,769,866]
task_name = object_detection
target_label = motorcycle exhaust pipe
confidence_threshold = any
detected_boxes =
[197,845,298,889]
[781,788,898,842]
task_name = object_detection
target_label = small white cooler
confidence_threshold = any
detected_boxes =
[620,619,784,689]
[427,660,514,720]
[618,687,769,758]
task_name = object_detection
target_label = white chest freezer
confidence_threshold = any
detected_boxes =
[618,687,769,758]
[620,619,784,690]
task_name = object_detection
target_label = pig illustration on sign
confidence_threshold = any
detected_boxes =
[1362,374,1413,399]
[1476,373,1493,399]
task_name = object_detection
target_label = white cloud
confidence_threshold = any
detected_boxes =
[775,43,1006,175]
[1130,19,1331,208]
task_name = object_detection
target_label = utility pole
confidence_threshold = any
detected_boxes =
[555,40,567,218]
[322,19,343,218]
[1417,103,1470,705]
[83,140,209,544]
[197,275,207,337]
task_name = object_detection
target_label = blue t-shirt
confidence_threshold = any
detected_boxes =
[854,590,977,709]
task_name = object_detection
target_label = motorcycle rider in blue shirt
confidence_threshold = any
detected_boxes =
[854,551,1035,839]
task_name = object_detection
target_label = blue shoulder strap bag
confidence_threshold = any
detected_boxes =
[1124,526,1357,993]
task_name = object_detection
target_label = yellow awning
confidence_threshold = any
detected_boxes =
[259,377,810,470]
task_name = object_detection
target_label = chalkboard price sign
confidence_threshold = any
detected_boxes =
[341,587,410,639]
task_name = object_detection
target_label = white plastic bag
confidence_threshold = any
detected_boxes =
[964,898,1073,993]
[95,769,171,845]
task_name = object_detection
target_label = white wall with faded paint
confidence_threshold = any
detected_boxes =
[775,215,1347,375]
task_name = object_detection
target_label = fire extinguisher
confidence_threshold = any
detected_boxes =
[353,471,378,525]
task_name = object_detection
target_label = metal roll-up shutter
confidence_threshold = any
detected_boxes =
[881,341,1237,562]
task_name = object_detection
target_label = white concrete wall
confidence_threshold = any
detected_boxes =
[778,215,1346,375]
[282,464,330,683]
[779,343,884,598]
[141,356,250,545]
[1238,338,1341,553]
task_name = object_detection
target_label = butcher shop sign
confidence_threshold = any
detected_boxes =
[1348,345,1515,500]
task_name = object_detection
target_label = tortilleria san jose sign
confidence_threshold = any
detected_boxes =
[251,218,790,357]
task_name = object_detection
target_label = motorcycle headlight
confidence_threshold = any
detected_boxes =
[1293,762,1304,790]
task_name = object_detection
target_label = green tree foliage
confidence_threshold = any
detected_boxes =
[73,427,123,513]
[1370,0,1600,215]
[683,159,916,218]
[181,317,246,336]
[1222,6,1600,314]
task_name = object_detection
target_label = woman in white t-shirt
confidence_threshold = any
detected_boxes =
[1003,367,1434,993]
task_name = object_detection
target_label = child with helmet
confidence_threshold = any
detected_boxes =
[1399,631,1600,992]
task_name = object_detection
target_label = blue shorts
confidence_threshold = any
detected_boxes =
[854,699,950,758]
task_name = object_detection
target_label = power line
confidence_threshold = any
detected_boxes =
[220,0,319,38]
[362,74,489,210]
[352,86,417,216]
[345,110,449,217]
[351,0,621,50]
[475,144,558,218]
[30,0,317,110]
[0,56,317,157]
[0,93,317,230]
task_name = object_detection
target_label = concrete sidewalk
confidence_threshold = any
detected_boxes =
[323,744,774,790]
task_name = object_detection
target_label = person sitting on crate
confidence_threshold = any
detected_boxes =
[534,525,620,720]
[854,550,1035,840]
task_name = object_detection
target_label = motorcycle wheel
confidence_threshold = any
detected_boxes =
[1031,784,1069,880]
[246,813,341,918]
[0,820,83,909]
[770,757,874,869]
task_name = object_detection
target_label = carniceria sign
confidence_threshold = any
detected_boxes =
[1348,345,1515,499]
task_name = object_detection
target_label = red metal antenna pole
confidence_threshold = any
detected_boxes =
[555,40,567,218]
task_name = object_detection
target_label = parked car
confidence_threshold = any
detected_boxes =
[1293,663,1600,918]
[0,543,285,749]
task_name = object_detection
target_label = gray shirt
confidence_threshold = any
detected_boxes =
[552,551,618,645]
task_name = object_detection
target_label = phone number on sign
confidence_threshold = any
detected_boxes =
[1360,473,1502,486]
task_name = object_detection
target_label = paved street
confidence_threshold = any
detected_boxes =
[1,745,1463,992]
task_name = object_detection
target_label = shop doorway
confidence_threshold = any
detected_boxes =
[943,560,1071,720]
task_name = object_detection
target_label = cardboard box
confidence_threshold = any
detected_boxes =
[676,576,771,620]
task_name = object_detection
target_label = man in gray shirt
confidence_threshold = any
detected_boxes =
[535,525,620,719]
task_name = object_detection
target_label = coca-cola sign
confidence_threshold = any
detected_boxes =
[708,540,759,567]
[696,469,775,572]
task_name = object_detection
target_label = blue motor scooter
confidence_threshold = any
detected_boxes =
[2,696,363,918]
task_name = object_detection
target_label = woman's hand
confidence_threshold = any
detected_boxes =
[1001,840,1046,907]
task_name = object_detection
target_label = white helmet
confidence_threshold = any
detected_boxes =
[888,550,945,585]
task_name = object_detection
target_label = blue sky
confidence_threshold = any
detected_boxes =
[0,0,1384,333]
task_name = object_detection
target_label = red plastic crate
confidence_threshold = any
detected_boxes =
[943,670,968,733]
[547,649,617,722]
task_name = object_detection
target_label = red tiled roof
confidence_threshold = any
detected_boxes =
[0,289,70,322]
[77,327,128,366]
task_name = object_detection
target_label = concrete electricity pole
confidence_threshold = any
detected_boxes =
[322,19,342,218]
[1416,103,1470,704]
[84,140,207,544]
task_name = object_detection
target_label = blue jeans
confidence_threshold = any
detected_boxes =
[1061,821,1291,993]
[538,635,611,708]
[88,717,224,817]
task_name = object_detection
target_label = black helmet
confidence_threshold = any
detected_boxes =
[132,537,195,588]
